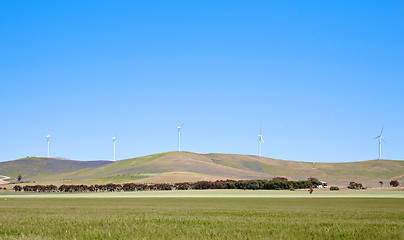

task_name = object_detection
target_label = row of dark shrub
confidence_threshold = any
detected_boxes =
[344,180,401,190]
[348,181,365,190]
[347,180,400,190]
[12,178,322,192]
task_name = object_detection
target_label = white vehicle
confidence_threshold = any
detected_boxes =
[317,181,328,188]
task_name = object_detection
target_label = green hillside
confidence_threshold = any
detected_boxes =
[207,153,404,186]
[28,152,270,185]
[1,152,403,186]
[0,157,114,181]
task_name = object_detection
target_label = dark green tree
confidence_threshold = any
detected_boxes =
[390,180,399,187]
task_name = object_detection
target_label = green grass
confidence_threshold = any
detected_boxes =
[1,189,404,198]
[0,196,402,239]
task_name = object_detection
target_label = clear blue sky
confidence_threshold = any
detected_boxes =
[1,1,403,162]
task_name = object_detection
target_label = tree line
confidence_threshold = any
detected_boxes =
[348,180,400,189]
[12,178,322,192]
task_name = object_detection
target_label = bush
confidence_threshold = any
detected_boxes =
[226,182,235,189]
[245,180,259,190]
[348,181,365,190]
[272,177,288,181]
[390,180,399,187]
[330,186,339,191]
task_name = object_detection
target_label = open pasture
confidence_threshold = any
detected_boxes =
[0,191,403,239]
[1,189,403,198]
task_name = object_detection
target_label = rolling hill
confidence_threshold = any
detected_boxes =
[0,152,403,186]
[0,157,114,182]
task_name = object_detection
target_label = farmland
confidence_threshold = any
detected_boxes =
[1,154,403,239]
[0,190,403,239]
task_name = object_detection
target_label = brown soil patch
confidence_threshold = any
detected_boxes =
[133,172,241,184]
[0,180,9,185]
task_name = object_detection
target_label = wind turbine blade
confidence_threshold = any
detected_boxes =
[380,126,384,135]
[261,137,264,143]
[381,136,387,143]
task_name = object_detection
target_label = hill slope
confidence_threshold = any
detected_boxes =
[1,152,403,186]
[206,153,404,186]
[0,157,114,181]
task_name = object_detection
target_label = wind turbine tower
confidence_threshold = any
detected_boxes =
[374,127,386,160]
[112,135,117,161]
[258,128,264,157]
[312,162,316,177]
[177,123,183,152]
[46,134,51,158]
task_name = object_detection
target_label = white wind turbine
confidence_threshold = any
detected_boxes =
[177,123,183,152]
[46,133,51,158]
[112,134,117,161]
[258,128,264,157]
[374,127,386,160]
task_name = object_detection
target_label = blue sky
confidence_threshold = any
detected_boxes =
[1,1,403,162]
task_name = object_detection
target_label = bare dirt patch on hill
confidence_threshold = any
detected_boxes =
[133,172,238,184]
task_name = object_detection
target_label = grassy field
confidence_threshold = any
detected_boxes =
[0,191,403,239]
[1,189,404,198]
